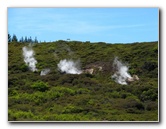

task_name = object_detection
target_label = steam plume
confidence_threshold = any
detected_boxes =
[22,46,38,72]
[112,57,131,85]
[40,68,50,76]
[57,59,82,74]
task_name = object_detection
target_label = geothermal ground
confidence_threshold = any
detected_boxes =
[8,41,158,121]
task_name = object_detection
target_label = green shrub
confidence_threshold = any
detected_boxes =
[8,110,34,121]
[8,89,18,96]
[124,98,144,110]
[140,89,158,101]
[76,88,90,94]
[62,104,83,114]
[145,101,158,111]
[45,89,63,100]
[31,81,49,92]
[8,76,19,87]
[20,64,29,72]
[110,91,120,98]
[142,61,158,71]
[56,87,75,95]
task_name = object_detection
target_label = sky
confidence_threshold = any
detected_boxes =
[8,8,159,43]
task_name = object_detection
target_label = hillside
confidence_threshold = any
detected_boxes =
[8,41,158,121]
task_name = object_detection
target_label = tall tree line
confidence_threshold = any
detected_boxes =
[8,33,39,43]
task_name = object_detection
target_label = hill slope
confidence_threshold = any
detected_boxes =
[8,41,158,121]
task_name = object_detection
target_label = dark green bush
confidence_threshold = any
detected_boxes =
[20,64,29,72]
[140,89,158,101]
[124,98,144,110]
[142,61,158,71]
[146,101,158,111]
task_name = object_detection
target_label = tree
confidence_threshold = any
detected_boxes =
[28,36,32,43]
[8,33,11,42]
[19,37,24,43]
[24,36,28,43]
[12,34,18,42]
[34,37,38,43]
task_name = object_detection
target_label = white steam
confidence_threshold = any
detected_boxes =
[22,46,38,72]
[57,59,82,74]
[40,68,50,76]
[112,57,131,85]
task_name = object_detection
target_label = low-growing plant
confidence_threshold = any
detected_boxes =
[31,81,49,92]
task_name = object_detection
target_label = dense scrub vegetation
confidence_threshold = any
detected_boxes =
[8,40,158,121]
